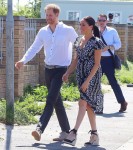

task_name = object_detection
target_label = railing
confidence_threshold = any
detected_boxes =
[0,17,3,64]
[24,19,37,52]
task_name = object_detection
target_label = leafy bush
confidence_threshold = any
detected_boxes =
[116,61,133,84]
[23,85,47,102]
[61,83,80,101]
[0,99,37,125]
[24,84,80,102]
[14,105,37,125]
[101,75,109,85]
[69,72,77,86]
[16,95,45,116]
[0,100,6,123]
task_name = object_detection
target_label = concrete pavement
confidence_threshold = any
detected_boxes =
[0,85,133,150]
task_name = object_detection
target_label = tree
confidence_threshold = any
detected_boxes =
[14,0,41,18]
[0,0,41,18]
[0,0,7,15]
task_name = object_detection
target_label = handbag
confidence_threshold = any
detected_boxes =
[108,49,121,70]
[101,35,121,70]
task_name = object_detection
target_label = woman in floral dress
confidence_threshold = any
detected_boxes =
[62,16,105,146]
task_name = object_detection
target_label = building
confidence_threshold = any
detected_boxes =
[41,0,133,24]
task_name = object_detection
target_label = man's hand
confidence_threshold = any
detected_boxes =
[102,45,110,52]
[15,61,24,70]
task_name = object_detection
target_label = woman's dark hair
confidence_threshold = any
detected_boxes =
[84,16,100,38]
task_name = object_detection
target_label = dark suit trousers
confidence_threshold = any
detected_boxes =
[101,57,125,104]
[38,67,70,133]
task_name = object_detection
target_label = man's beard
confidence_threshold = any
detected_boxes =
[46,19,54,25]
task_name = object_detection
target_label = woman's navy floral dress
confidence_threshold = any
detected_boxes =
[76,36,105,112]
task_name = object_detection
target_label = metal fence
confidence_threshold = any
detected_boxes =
[0,17,3,64]
[24,19,37,52]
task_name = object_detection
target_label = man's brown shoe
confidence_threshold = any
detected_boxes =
[53,131,68,141]
[32,130,41,141]
[119,101,128,112]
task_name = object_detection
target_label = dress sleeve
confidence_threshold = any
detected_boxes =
[74,36,82,50]
[94,38,105,50]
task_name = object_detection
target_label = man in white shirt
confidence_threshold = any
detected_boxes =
[96,14,128,114]
[15,4,78,141]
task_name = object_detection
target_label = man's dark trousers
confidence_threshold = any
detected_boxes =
[38,67,70,133]
[101,57,125,104]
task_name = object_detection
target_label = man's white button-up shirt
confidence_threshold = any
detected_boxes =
[21,22,78,66]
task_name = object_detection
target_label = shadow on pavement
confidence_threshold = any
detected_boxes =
[16,142,106,150]
[96,112,126,118]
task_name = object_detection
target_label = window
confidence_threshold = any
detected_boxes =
[127,15,133,25]
[107,11,121,24]
[68,11,80,21]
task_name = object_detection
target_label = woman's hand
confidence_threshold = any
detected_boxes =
[62,72,70,82]
[80,80,90,93]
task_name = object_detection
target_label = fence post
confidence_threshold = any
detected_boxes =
[124,24,128,62]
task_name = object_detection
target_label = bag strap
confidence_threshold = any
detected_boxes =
[101,35,114,57]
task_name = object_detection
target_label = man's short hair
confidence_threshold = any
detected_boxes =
[98,14,107,20]
[44,4,60,14]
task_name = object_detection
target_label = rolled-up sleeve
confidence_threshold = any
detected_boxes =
[68,27,78,43]
[20,31,43,64]
[113,29,121,50]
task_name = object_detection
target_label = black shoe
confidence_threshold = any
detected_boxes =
[119,101,128,112]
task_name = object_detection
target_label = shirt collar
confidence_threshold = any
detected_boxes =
[47,21,63,28]
[56,21,63,27]
[100,26,108,35]
[46,21,63,33]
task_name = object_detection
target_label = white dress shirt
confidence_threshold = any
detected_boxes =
[101,26,121,56]
[21,22,78,66]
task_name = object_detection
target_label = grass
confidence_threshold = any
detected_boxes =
[117,61,133,84]
[0,99,37,125]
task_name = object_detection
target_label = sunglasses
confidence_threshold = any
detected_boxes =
[98,19,106,22]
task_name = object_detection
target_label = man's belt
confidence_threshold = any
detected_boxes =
[45,64,67,69]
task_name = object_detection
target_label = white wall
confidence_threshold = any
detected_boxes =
[41,1,133,24]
